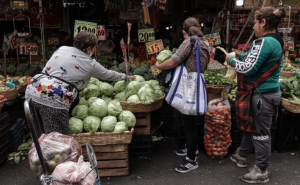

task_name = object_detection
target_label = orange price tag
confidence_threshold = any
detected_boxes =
[146,39,164,55]
[97,25,106,40]
[19,42,38,55]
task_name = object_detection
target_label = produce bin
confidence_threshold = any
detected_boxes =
[9,119,25,151]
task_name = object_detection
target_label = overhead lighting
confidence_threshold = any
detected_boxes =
[201,23,204,27]
[170,26,172,29]
[236,0,244,6]
[166,27,169,30]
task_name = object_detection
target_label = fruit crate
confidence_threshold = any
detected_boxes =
[1,96,22,114]
[276,108,300,153]
[129,134,153,157]
[133,112,151,135]
[9,119,25,152]
[0,112,10,137]
[82,144,129,177]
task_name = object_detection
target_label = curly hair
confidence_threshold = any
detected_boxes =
[255,6,287,31]
[73,31,98,52]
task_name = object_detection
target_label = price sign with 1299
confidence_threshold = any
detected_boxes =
[74,20,97,37]
[19,43,38,55]
[146,39,164,55]
[97,25,106,40]
[138,28,155,42]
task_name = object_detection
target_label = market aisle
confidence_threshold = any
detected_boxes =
[0,137,299,185]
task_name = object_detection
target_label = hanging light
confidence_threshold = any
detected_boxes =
[170,26,172,29]
[201,23,204,27]
[236,0,244,6]
[166,27,169,30]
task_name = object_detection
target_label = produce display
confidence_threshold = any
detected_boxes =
[204,99,232,158]
[28,132,82,175]
[204,71,236,86]
[280,75,300,103]
[281,59,299,72]
[228,87,237,102]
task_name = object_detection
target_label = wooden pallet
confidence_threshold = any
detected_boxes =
[133,112,151,135]
[83,144,129,177]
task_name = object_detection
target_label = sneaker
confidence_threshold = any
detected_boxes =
[175,146,199,156]
[230,152,247,168]
[175,157,199,173]
[241,165,270,183]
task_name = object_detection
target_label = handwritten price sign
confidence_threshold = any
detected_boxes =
[8,30,19,49]
[74,20,97,37]
[138,28,155,42]
[48,38,59,45]
[19,42,38,55]
[127,0,141,11]
[203,32,221,46]
[146,39,164,55]
[283,36,294,51]
[97,25,106,40]
[109,0,122,9]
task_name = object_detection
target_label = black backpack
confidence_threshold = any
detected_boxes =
[158,37,196,88]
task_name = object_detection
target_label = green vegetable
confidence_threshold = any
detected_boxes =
[132,75,145,83]
[113,122,128,133]
[83,116,101,133]
[83,84,100,99]
[102,95,111,105]
[89,77,100,86]
[114,80,127,94]
[118,110,136,127]
[99,82,114,97]
[107,100,123,116]
[79,97,89,106]
[101,116,117,132]
[125,81,143,99]
[118,62,126,73]
[280,75,300,103]
[114,92,126,101]
[127,95,140,102]
[71,105,89,120]
[87,97,98,106]
[204,71,236,86]
[68,117,83,134]
[156,50,173,63]
[138,84,156,105]
[88,99,108,118]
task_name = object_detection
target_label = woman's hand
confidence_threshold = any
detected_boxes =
[127,75,135,79]
[155,61,161,69]
[231,49,245,58]
[225,54,233,62]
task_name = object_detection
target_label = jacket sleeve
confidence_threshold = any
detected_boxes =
[228,38,270,76]
[91,60,127,81]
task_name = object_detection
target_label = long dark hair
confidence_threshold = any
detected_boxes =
[182,17,203,37]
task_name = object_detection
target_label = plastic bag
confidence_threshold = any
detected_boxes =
[51,156,96,185]
[28,132,82,175]
[204,98,232,158]
[224,52,237,81]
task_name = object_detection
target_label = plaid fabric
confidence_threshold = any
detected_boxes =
[235,52,283,132]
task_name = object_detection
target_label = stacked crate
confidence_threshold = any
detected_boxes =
[0,112,10,167]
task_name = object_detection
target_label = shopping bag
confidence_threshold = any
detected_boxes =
[165,38,207,115]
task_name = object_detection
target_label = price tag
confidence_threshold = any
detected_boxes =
[154,0,167,10]
[127,0,141,11]
[138,28,155,42]
[48,38,59,46]
[109,0,122,9]
[146,39,164,55]
[283,36,294,51]
[8,30,19,49]
[74,20,97,38]
[19,42,38,55]
[203,32,221,46]
[138,20,144,29]
[97,25,106,40]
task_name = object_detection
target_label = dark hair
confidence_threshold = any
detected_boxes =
[73,31,98,52]
[182,17,203,37]
[255,6,286,31]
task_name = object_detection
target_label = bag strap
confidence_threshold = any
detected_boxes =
[182,37,196,64]
[42,71,80,92]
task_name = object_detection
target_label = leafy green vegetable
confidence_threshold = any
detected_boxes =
[68,117,83,134]
[87,97,98,106]
[138,84,156,105]
[88,99,108,118]
[204,71,236,86]
[114,92,126,101]
[101,116,117,132]
[127,95,140,102]
[107,100,123,116]
[83,84,100,99]
[99,82,114,97]
[71,105,89,120]
[83,116,101,133]
[79,97,89,106]
[280,75,300,103]
[118,110,136,127]
[132,75,145,83]
[102,95,111,105]
[114,80,127,94]
[156,50,173,63]
[113,122,128,133]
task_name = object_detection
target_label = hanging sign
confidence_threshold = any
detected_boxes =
[203,32,221,46]
[146,39,164,55]
[19,42,38,55]
[120,38,127,58]
[138,28,155,42]
[97,25,106,40]
[48,38,59,46]
[127,0,141,11]
[127,22,132,44]
[283,37,295,51]
[74,20,97,37]
[154,0,167,10]
[109,0,122,9]
[8,30,19,49]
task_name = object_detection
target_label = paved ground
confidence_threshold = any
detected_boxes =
[0,137,299,185]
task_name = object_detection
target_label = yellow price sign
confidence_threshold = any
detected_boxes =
[146,39,164,55]
[138,28,155,42]
[74,20,97,37]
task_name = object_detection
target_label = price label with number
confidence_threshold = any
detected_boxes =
[283,36,294,51]
[19,42,38,55]
[48,38,59,46]
[146,39,164,55]
[8,30,19,50]
[109,0,122,9]
[74,20,97,37]
[127,0,141,11]
[97,25,106,40]
[154,0,167,10]
[203,32,221,46]
[138,28,155,42]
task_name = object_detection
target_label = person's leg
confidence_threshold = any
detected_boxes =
[231,131,254,167]
[181,114,198,160]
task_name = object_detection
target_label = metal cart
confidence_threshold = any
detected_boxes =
[24,98,101,185]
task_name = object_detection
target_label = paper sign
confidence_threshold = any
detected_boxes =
[283,37,294,51]
[19,42,38,55]
[74,20,97,37]
[8,30,19,49]
[138,28,155,42]
[146,39,164,55]
[154,0,167,10]
[109,0,122,9]
[127,0,141,11]
[48,38,59,46]
[97,25,106,40]
[203,32,221,46]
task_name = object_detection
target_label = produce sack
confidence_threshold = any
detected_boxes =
[51,156,97,185]
[204,98,232,159]
[28,132,82,175]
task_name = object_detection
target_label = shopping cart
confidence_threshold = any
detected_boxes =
[24,98,101,185]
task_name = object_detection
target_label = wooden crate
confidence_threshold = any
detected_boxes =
[133,112,151,135]
[82,144,129,177]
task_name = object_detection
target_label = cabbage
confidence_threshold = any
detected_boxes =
[127,95,140,102]
[68,117,83,134]
[154,89,164,99]
[83,116,101,133]
[114,92,126,101]
[133,75,145,83]
[145,80,159,88]
[96,81,103,87]
[99,82,114,97]
[118,110,136,127]
[83,84,100,99]
[114,80,127,94]
[87,97,98,106]
[101,116,117,132]
[108,100,123,116]
[79,97,89,106]
[102,95,111,105]
[79,91,84,98]
[157,50,172,63]
[89,77,100,85]
[125,81,143,99]
[71,105,89,120]
[138,84,156,105]
[113,122,128,133]
[88,99,108,118]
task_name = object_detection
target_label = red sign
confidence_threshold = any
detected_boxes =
[203,32,221,46]
[238,43,251,52]
[97,25,106,40]
[8,30,19,50]
[146,39,164,55]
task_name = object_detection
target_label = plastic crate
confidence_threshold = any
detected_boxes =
[0,112,10,137]
[9,119,25,152]
[2,96,22,114]
[0,141,10,167]
[129,135,153,156]
[276,108,300,153]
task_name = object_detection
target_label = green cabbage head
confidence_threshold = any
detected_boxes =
[127,95,140,102]
[102,95,111,105]
[83,116,101,133]
[157,50,172,63]
[68,117,83,134]
[101,116,117,132]
[138,84,156,105]
[133,75,145,83]
[72,105,89,120]
[89,77,100,85]
[99,82,114,97]
[108,100,123,116]
[87,97,98,106]
[118,110,136,127]
[114,80,127,94]
[113,122,128,133]
[114,92,126,101]
[79,97,89,106]
[88,99,108,118]
[83,84,100,99]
